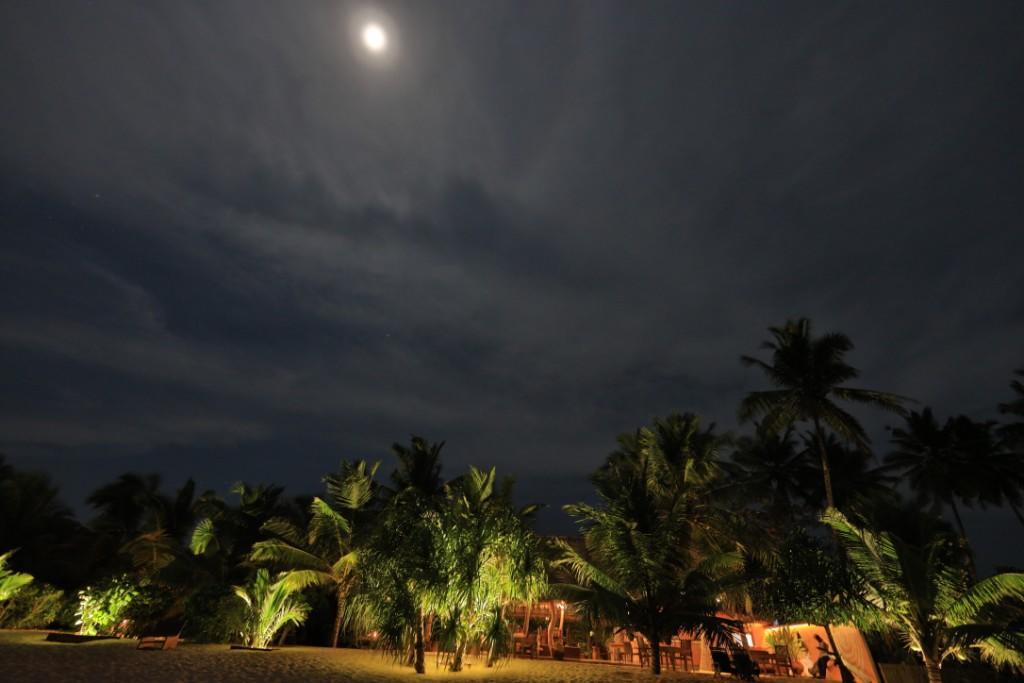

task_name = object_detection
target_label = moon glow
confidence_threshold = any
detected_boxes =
[362,23,388,53]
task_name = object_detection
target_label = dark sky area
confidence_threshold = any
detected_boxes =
[2,2,1023,572]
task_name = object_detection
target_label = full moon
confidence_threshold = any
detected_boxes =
[361,23,388,53]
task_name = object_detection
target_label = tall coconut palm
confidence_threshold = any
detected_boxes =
[250,460,379,647]
[739,318,906,510]
[883,410,1012,550]
[810,432,896,515]
[559,414,742,675]
[824,508,1024,683]
[955,416,1024,531]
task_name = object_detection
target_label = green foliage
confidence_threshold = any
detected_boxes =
[0,582,70,629]
[120,583,177,635]
[76,575,140,636]
[182,584,248,643]
[233,568,310,649]
[433,466,548,670]
[765,627,808,657]
[749,529,861,628]
[0,550,33,603]
[823,508,1024,677]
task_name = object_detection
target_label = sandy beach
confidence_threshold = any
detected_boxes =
[0,631,792,683]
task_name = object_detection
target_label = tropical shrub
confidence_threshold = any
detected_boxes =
[233,569,310,649]
[0,550,33,604]
[76,575,140,635]
[764,627,808,658]
[182,584,248,643]
[0,583,70,629]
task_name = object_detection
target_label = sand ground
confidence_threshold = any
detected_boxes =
[0,630,793,683]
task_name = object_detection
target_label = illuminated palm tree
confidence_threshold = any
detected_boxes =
[233,568,310,649]
[739,318,905,509]
[435,466,547,672]
[251,460,378,647]
[824,508,1024,683]
[559,414,741,675]
[348,437,448,674]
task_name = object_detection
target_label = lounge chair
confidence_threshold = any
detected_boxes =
[136,618,185,651]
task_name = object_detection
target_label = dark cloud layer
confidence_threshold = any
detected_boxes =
[2,1,1023,571]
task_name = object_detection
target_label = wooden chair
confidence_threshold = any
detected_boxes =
[772,645,795,676]
[676,638,694,671]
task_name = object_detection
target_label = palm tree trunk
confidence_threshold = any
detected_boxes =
[812,418,836,510]
[331,588,345,648]
[414,608,426,674]
[821,623,853,683]
[649,634,662,675]
[948,499,977,577]
[450,639,466,672]
[922,656,942,683]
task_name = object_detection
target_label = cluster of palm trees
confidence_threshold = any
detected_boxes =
[1,317,1022,681]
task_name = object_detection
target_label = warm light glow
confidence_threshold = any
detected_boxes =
[362,23,387,53]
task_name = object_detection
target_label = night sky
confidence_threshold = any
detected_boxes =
[2,2,1023,571]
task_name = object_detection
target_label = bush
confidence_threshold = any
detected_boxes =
[183,584,247,643]
[121,583,177,636]
[76,575,140,636]
[0,583,73,629]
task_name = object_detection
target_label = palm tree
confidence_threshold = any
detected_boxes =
[739,318,906,510]
[558,414,742,675]
[956,416,1024,531]
[347,437,448,674]
[233,568,310,649]
[250,460,379,647]
[191,482,296,581]
[884,410,1021,548]
[998,368,1024,448]
[435,466,547,672]
[824,508,1024,683]
[810,432,896,515]
[0,456,83,587]
[727,423,818,527]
